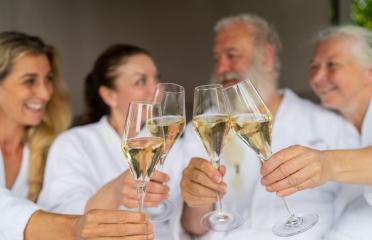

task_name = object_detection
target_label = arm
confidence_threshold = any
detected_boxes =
[180,157,226,236]
[261,145,372,196]
[323,147,372,184]
[25,209,153,240]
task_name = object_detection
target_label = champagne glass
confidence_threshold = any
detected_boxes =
[149,83,186,222]
[192,84,244,232]
[121,101,165,212]
[224,79,319,237]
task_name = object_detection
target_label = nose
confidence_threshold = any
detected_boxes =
[148,78,159,98]
[35,81,53,101]
[215,56,231,77]
[309,65,327,87]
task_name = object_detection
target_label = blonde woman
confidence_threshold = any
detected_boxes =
[0,31,153,239]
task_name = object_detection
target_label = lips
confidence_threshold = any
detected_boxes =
[25,102,45,111]
[318,86,337,97]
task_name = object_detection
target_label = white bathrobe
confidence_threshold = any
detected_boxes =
[324,98,372,240]
[38,116,189,240]
[182,89,359,240]
[0,146,41,240]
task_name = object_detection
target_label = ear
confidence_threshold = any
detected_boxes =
[263,44,275,71]
[98,86,117,108]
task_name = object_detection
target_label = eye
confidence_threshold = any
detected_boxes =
[23,77,36,86]
[135,77,147,86]
[327,61,340,69]
[46,73,54,82]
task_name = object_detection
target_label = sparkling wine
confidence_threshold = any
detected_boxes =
[192,114,230,164]
[230,113,272,160]
[122,137,164,183]
[147,115,185,154]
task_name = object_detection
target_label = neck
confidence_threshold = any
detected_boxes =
[108,111,124,136]
[339,92,371,133]
[265,91,283,118]
[0,117,27,154]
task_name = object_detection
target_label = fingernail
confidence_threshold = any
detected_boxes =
[266,186,273,192]
[213,173,222,183]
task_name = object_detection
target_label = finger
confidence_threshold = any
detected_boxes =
[218,165,226,177]
[93,223,152,237]
[143,192,169,203]
[277,178,316,197]
[150,171,169,183]
[182,191,217,207]
[265,164,318,193]
[89,234,153,240]
[146,181,169,194]
[189,168,226,193]
[122,198,141,208]
[182,178,221,198]
[86,209,148,224]
[261,151,313,186]
[190,158,222,183]
[261,145,304,176]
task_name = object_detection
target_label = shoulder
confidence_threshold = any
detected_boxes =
[51,118,110,150]
[282,89,348,124]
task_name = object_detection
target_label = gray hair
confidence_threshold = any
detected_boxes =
[315,25,372,68]
[214,13,282,79]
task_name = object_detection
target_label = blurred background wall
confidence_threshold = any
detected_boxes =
[0,0,353,117]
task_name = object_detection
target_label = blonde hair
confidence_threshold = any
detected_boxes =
[0,31,71,202]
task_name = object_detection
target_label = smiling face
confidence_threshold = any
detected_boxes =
[0,53,53,128]
[103,53,159,131]
[213,22,256,86]
[309,36,371,112]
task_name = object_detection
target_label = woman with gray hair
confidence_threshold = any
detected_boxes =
[261,24,372,240]
[261,24,372,198]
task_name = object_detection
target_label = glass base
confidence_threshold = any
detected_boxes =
[201,211,244,232]
[272,213,319,237]
[147,200,174,223]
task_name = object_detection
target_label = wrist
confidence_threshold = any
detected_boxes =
[322,150,338,182]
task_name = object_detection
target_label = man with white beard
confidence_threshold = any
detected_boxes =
[179,13,359,239]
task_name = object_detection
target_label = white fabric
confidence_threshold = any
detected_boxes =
[0,146,41,240]
[183,89,360,240]
[39,116,189,240]
[323,99,372,240]
[363,100,372,204]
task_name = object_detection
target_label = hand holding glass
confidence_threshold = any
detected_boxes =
[149,83,186,222]
[224,79,318,237]
[121,101,165,212]
[192,84,244,232]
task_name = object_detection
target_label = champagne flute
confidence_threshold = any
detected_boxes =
[192,84,244,232]
[224,79,319,237]
[121,101,165,212]
[148,83,186,222]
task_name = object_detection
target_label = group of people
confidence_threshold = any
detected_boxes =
[0,12,371,240]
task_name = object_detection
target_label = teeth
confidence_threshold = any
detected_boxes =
[26,103,43,110]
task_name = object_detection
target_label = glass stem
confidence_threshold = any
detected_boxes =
[137,185,146,212]
[282,197,293,216]
[213,158,224,215]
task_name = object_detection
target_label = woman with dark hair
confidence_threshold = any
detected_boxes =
[0,32,153,240]
[39,44,186,239]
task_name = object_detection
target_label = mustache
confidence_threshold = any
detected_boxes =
[216,72,242,84]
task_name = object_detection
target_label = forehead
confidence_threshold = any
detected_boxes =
[312,36,356,60]
[115,54,156,75]
[213,22,256,53]
[10,54,50,74]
